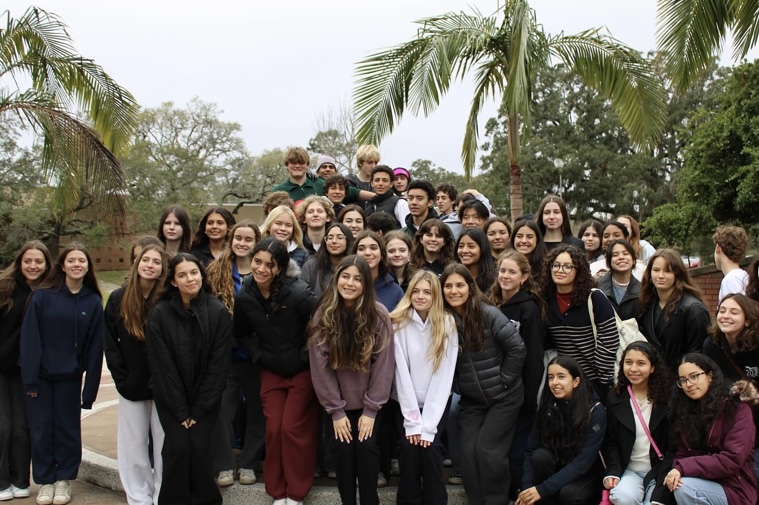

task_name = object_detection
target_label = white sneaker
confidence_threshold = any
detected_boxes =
[0,488,13,501]
[285,499,303,505]
[216,470,234,487]
[10,485,30,498]
[36,484,55,505]
[239,468,257,485]
[52,480,71,505]
[272,500,287,505]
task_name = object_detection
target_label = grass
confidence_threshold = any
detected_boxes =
[97,270,127,303]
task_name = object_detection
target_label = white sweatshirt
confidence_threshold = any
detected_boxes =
[393,309,458,442]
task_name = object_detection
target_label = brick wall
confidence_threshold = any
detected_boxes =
[689,256,755,314]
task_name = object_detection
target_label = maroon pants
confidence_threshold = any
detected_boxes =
[260,368,318,501]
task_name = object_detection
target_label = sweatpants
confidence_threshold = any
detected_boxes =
[458,383,523,505]
[528,447,602,505]
[117,394,164,505]
[260,368,318,501]
[156,404,220,505]
[0,372,30,489]
[333,409,381,505]
[394,397,450,505]
[211,361,265,472]
[25,378,82,485]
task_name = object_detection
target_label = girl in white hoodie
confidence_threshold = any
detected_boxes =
[390,270,458,505]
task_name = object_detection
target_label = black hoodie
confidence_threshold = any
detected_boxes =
[0,273,32,374]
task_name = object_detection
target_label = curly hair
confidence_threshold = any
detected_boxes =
[457,228,496,294]
[536,194,573,237]
[613,341,672,405]
[747,256,759,303]
[537,355,594,464]
[411,219,455,270]
[250,238,291,314]
[206,221,261,314]
[710,293,759,353]
[669,353,736,450]
[157,205,193,254]
[295,195,335,228]
[539,245,593,310]
[510,220,548,277]
[577,219,604,261]
[0,241,52,313]
[262,191,295,216]
[441,263,488,352]
[638,249,705,319]
[435,182,458,204]
[190,207,236,251]
[120,244,169,339]
[309,255,387,372]
[713,225,749,263]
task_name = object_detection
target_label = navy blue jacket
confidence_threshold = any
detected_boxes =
[20,284,104,408]
[374,273,403,312]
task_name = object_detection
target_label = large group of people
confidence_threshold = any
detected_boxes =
[1,145,759,505]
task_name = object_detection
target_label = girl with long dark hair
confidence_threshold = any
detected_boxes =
[510,220,548,278]
[390,270,458,504]
[597,239,641,321]
[457,228,496,294]
[410,219,455,278]
[146,253,232,505]
[0,241,51,501]
[21,244,104,505]
[352,231,403,312]
[337,205,367,239]
[664,353,757,504]
[309,255,395,505]
[157,205,193,256]
[535,195,583,252]
[638,249,710,372]
[490,250,546,499]
[105,243,169,504]
[518,356,606,505]
[484,217,512,264]
[540,245,619,398]
[190,207,236,267]
[300,223,354,297]
[577,219,604,262]
[205,221,264,487]
[441,263,526,505]
[234,238,318,505]
[602,342,672,505]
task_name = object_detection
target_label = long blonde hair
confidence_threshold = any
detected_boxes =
[261,205,304,248]
[390,270,452,372]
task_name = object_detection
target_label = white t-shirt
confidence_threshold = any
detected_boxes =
[628,397,653,473]
[719,268,749,302]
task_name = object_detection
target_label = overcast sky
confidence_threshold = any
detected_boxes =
[5,1,752,174]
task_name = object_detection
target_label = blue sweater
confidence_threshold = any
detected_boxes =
[375,273,404,312]
[20,284,104,409]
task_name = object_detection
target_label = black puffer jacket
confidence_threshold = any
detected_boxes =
[104,287,153,401]
[146,290,232,422]
[0,273,32,374]
[234,263,316,377]
[455,304,526,404]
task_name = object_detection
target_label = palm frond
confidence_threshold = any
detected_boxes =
[353,11,498,145]
[655,0,732,92]
[502,0,535,120]
[731,0,759,61]
[462,60,506,178]
[549,31,668,148]
[2,91,127,230]
[0,7,138,153]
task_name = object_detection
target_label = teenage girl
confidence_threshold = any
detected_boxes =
[157,205,192,256]
[410,219,455,278]
[484,217,512,264]
[456,228,497,294]
[384,230,415,292]
[260,205,309,268]
[300,223,354,297]
[510,220,548,278]
[535,195,584,251]
[190,207,236,267]
[337,205,367,239]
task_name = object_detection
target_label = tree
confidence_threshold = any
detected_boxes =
[308,102,359,174]
[0,7,138,228]
[352,0,668,220]
[657,0,759,92]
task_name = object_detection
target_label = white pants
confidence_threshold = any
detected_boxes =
[117,394,164,505]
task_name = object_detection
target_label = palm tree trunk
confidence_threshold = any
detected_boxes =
[507,113,523,221]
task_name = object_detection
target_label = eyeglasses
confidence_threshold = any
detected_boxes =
[550,263,576,273]
[676,372,706,388]
[325,235,346,242]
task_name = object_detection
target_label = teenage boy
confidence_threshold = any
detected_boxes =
[324,174,349,217]
[347,144,380,192]
[458,198,490,231]
[365,165,410,227]
[436,183,462,241]
[713,225,750,301]
[402,180,438,238]
[315,156,338,179]
[272,147,373,203]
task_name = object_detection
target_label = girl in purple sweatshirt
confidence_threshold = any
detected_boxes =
[309,255,395,505]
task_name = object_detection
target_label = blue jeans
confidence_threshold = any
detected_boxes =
[672,477,727,505]
[609,469,654,505]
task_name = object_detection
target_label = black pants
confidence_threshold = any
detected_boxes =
[395,397,450,505]
[376,398,401,478]
[333,409,380,505]
[0,372,30,489]
[157,404,221,505]
[459,383,523,505]
[508,412,535,499]
[211,361,265,472]
[529,447,603,505]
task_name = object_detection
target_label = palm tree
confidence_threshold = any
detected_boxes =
[657,0,759,92]
[0,7,138,229]
[353,0,667,220]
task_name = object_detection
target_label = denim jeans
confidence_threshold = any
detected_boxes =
[609,468,655,505]
[672,477,727,505]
